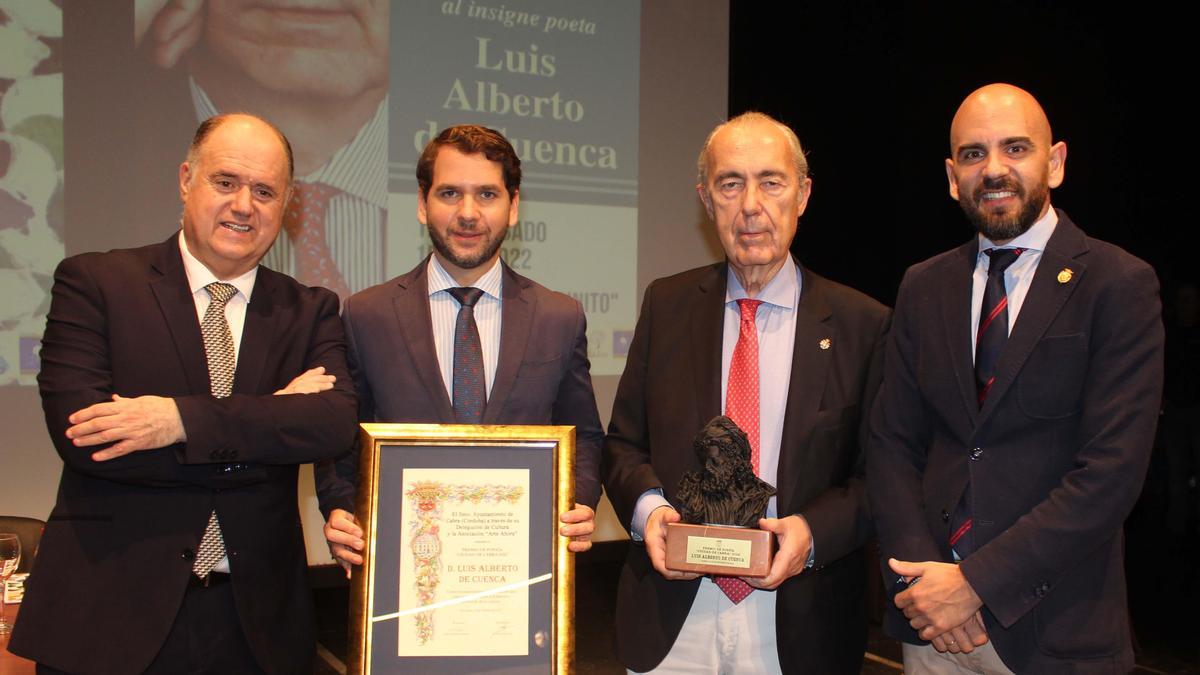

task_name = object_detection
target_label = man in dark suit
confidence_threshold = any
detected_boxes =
[316,125,603,570]
[868,84,1164,673]
[602,112,890,673]
[9,113,358,674]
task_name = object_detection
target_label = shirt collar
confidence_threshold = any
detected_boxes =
[189,78,388,207]
[978,205,1058,257]
[426,255,503,301]
[178,231,257,301]
[725,254,799,310]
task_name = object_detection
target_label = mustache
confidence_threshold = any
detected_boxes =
[973,177,1023,198]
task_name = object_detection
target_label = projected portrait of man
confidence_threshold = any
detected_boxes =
[134,0,389,299]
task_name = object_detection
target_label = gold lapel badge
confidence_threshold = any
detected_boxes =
[819,338,832,350]
[1057,268,1073,284]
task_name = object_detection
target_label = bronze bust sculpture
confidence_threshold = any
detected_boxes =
[677,415,776,527]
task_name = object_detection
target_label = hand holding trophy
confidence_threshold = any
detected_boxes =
[665,416,776,576]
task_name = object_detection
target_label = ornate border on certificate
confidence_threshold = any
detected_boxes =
[347,423,575,675]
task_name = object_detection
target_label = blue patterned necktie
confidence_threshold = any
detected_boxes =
[448,287,486,423]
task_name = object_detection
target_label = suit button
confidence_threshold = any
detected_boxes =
[970,447,983,460]
[941,509,951,523]
[210,450,220,460]
[228,450,238,459]
[181,548,195,561]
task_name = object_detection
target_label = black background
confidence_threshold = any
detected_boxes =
[729,2,1189,306]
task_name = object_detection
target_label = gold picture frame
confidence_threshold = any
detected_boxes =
[347,423,575,674]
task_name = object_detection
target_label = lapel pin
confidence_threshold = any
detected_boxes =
[819,338,832,350]
[1057,268,1073,284]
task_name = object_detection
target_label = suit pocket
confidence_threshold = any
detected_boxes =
[517,354,563,379]
[1017,334,1087,419]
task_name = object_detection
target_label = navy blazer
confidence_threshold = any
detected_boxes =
[868,211,1164,673]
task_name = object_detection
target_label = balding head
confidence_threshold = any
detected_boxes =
[945,84,1066,244]
[950,83,1053,155]
[188,113,294,183]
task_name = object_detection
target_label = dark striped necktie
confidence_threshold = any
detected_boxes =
[951,247,1025,558]
[974,248,1024,407]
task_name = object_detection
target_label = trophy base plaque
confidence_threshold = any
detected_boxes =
[664,523,775,577]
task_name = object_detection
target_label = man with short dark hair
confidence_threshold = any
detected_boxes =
[316,124,602,568]
[10,113,358,673]
[603,112,890,673]
[868,83,1164,673]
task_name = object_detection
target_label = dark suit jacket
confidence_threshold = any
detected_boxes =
[602,260,891,673]
[867,211,1164,673]
[315,258,604,515]
[10,235,358,674]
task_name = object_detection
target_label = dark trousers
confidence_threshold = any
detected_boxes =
[37,575,263,675]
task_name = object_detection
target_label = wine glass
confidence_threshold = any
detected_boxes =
[0,533,21,635]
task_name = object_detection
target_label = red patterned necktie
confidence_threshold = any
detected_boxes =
[283,182,351,299]
[714,298,763,604]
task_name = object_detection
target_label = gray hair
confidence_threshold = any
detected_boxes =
[696,111,808,187]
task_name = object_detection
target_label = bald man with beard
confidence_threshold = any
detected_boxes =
[868,84,1164,673]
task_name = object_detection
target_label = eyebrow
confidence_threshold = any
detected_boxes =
[755,169,788,180]
[955,136,1035,154]
[1000,136,1034,146]
[434,182,503,192]
[713,169,787,183]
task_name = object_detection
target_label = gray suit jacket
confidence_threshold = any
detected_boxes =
[316,258,604,515]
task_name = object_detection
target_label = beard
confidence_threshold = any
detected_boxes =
[959,176,1049,242]
[427,222,505,270]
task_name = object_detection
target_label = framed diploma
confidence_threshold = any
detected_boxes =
[348,423,575,674]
